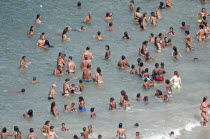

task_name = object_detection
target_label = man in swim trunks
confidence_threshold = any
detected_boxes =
[82,46,93,62]
[81,127,88,139]
[118,55,130,69]
[48,84,56,100]
[66,56,76,73]
[19,56,31,69]
[116,123,126,139]
[80,57,91,70]
[27,128,38,139]
[82,65,93,82]
[196,25,206,41]
[36,34,45,46]
[152,63,164,81]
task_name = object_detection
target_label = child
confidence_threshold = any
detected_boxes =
[143,78,150,89]
[145,52,155,62]
[165,79,172,95]
[64,104,70,112]
[149,33,154,44]
[61,123,69,131]
[32,77,38,84]
[79,79,84,92]
[71,103,77,112]
[136,93,141,101]
[90,107,96,118]
[130,64,138,74]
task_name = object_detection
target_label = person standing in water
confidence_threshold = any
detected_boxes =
[109,97,117,110]
[13,126,22,139]
[41,121,50,136]
[27,128,38,139]
[130,1,135,11]
[116,123,126,139]
[200,96,210,126]
[82,46,94,62]
[27,26,34,35]
[35,14,41,25]
[78,96,86,112]
[95,67,103,83]
[118,55,130,69]
[105,45,111,59]
[47,126,59,139]
[82,65,93,82]
[170,71,182,89]
[84,13,92,23]
[36,34,45,46]
[66,56,76,73]
[19,56,31,69]
[48,84,56,100]
[51,102,59,116]
[0,128,13,139]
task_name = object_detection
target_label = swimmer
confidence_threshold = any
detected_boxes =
[10,88,25,94]
[48,126,59,139]
[196,8,209,18]
[163,95,170,102]
[27,128,38,139]
[149,33,155,44]
[61,123,69,131]
[168,27,175,36]
[139,41,148,56]
[98,134,102,139]
[57,53,65,67]
[129,1,135,11]
[71,103,77,112]
[118,55,130,69]
[95,67,103,83]
[93,31,103,40]
[62,28,71,41]
[62,79,71,96]
[82,65,93,81]
[138,62,144,77]
[159,2,166,9]
[169,131,178,139]
[27,26,34,35]
[180,22,190,30]
[42,40,53,49]
[196,25,206,41]
[171,46,182,60]
[122,95,130,109]
[81,57,91,70]
[66,56,76,74]
[109,97,117,110]
[136,131,143,139]
[90,107,96,118]
[134,7,142,21]
[82,46,94,61]
[143,96,149,104]
[150,12,158,25]
[70,84,79,94]
[79,26,86,32]
[149,79,155,87]
[13,126,22,139]
[155,8,162,19]
[41,121,50,136]
[134,123,139,128]
[166,0,174,7]
[145,53,155,62]
[165,79,172,95]
[170,71,182,89]
[130,64,138,74]
[73,134,79,139]
[200,96,210,126]
[64,104,70,112]
[51,102,59,116]
[23,109,33,118]
[136,93,141,101]
[108,22,117,31]
[104,12,112,20]
[81,127,88,139]
[79,79,84,92]
[19,56,31,69]
[78,96,86,112]
[122,31,131,40]
[116,123,126,139]
[53,65,63,75]
[35,14,41,25]
[84,13,92,23]
[36,34,45,46]
[32,77,38,84]
[77,1,81,8]
[143,78,150,89]
[105,45,111,59]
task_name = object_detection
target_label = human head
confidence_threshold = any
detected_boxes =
[145,68,149,73]
[134,123,139,127]
[21,89,25,92]
[79,79,83,84]
[140,62,143,67]
[121,55,125,60]
[30,26,34,31]
[62,123,65,127]
[124,95,129,101]
[88,13,92,17]
[144,96,148,101]
[106,12,110,17]
[2,127,7,133]
[64,104,68,109]
[68,56,72,60]
[44,40,50,46]
[77,2,81,7]
[86,46,90,50]
[121,90,126,96]
[136,93,141,98]
[182,22,185,27]
[170,27,174,32]
[136,7,141,12]
[73,134,79,139]
[90,107,94,112]
[155,63,159,68]
[109,22,113,27]
[110,97,114,102]
[150,33,154,38]
[136,131,140,136]
[119,123,123,128]
[161,62,164,67]
[131,64,135,69]
[50,126,54,130]
[185,30,189,35]
[83,127,86,131]
[97,31,101,36]
[79,96,84,102]
[52,84,57,88]
[173,46,177,52]
[27,109,33,117]
[71,103,75,106]
[98,134,102,139]
[97,67,101,74]
[144,78,148,82]
[45,120,50,125]
[36,14,40,19]
[165,79,170,84]
[203,96,208,102]
[174,71,179,77]
[105,45,110,50]
[170,131,174,135]
[33,77,36,81]
[22,56,26,60]
[143,12,147,17]
[14,126,19,132]
[29,128,34,133]
[124,32,129,39]
[199,24,204,29]
[151,12,155,17]
[201,8,206,12]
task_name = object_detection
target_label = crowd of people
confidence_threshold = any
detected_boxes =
[1,0,210,139]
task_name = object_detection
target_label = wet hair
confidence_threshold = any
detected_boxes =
[97,31,101,35]
[71,84,75,87]
[182,22,185,27]
[2,128,7,133]
[44,40,50,47]
[140,25,144,30]
[22,56,26,59]
[161,62,164,67]
[143,96,148,101]
[97,67,102,75]
[29,26,34,31]
[51,102,56,115]
[79,79,83,83]
[150,33,154,37]
[98,134,102,138]
[27,109,33,117]
[151,12,155,17]
[121,55,125,60]
[174,71,179,77]
[106,12,110,17]
[105,45,110,50]
[109,22,113,27]
[123,32,130,39]
[131,64,135,69]
[21,89,25,92]
[143,12,147,17]
[119,123,123,128]
[145,68,149,73]
[155,63,159,68]
[79,96,84,102]
[170,131,174,135]
[68,56,72,60]
[136,93,141,98]
[124,95,129,101]
[199,24,204,29]
[139,62,143,67]
[36,14,40,19]
[165,79,170,84]
[130,0,134,4]
[45,121,50,125]
[64,104,68,109]
[121,90,126,96]
[136,7,141,12]
[110,97,114,101]
[137,58,141,66]
[33,77,36,81]
[164,95,168,98]
[144,78,148,82]
[50,126,54,130]
[158,33,163,37]
[74,134,79,139]
[170,27,175,35]
[134,123,139,127]
[29,128,34,133]
[83,127,86,131]
[203,96,208,102]
[77,2,81,7]
[173,46,178,56]
[86,46,90,50]
[185,30,189,35]
[201,8,206,12]
[62,30,68,38]
[90,107,94,112]
[58,52,62,57]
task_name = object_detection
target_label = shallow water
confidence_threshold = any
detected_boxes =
[0,0,210,139]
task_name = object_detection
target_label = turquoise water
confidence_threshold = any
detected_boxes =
[0,0,210,138]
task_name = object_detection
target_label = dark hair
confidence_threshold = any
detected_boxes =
[79,79,83,83]
[83,127,86,131]
[29,26,34,31]
[161,62,164,67]
[29,128,34,133]
[57,65,61,69]
[143,12,147,17]
[136,7,141,12]
[144,96,148,101]
[50,126,54,129]
[136,93,141,97]
[2,128,7,133]
[97,31,101,35]
[58,52,62,57]
[119,123,123,128]
[185,30,189,35]
[77,2,81,7]
[150,33,154,37]
[203,96,208,102]
[155,63,159,68]
[51,102,56,115]
[106,12,110,17]
[131,64,135,69]
[98,134,102,138]
[199,25,204,29]
[105,45,110,50]
[21,89,25,92]
[97,67,102,75]
[79,96,84,102]
[109,22,113,27]
[36,14,40,19]
[121,55,125,60]
[165,79,170,84]
[182,22,185,27]
[170,27,175,35]
[140,62,143,67]
[90,107,94,112]
[124,95,129,101]
[121,90,126,96]
[137,58,141,66]
[145,68,149,73]
[145,53,150,61]
[45,121,50,125]
[86,46,90,50]
[110,97,114,101]
[33,77,36,81]
[87,64,91,69]
[27,109,33,117]
[144,78,148,82]
[22,56,26,59]
[123,32,129,39]
[74,134,79,139]
[44,40,50,47]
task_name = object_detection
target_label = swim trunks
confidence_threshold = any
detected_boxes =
[42,133,47,136]
[142,78,151,81]
[173,83,180,89]
[48,97,54,100]
[84,79,92,82]
[119,137,126,139]
[79,108,86,112]
[155,77,164,82]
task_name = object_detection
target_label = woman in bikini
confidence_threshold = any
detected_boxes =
[13,126,22,139]
[200,96,210,126]
[41,121,50,136]
[27,26,34,35]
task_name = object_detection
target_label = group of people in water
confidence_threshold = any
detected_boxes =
[1,0,210,139]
